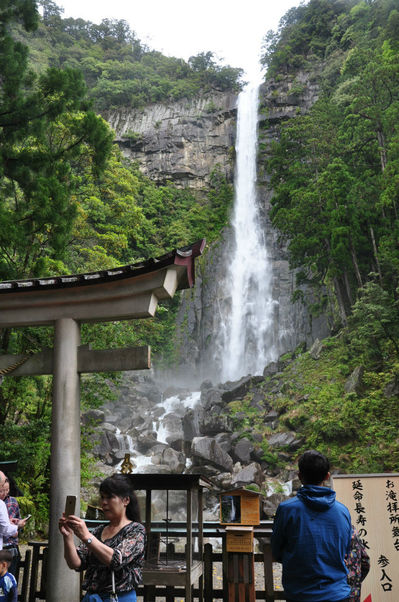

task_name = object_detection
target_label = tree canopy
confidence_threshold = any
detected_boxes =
[22,2,243,110]
[261,0,399,337]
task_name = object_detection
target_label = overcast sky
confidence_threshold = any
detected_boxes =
[57,0,299,80]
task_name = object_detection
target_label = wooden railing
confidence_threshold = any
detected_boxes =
[18,522,286,601]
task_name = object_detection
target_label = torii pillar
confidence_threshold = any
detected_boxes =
[0,240,205,602]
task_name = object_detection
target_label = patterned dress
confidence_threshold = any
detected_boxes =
[77,522,146,595]
[345,526,370,602]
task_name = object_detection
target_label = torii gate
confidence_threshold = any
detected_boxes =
[0,240,205,602]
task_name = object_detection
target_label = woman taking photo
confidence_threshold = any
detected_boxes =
[59,474,145,602]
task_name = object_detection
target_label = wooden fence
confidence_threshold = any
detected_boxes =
[17,522,286,601]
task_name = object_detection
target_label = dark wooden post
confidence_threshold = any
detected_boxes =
[198,486,204,602]
[203,543,213,602]
[186,488,193,602]
[263,540,275,602]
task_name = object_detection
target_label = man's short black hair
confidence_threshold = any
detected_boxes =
[298,450,330,485]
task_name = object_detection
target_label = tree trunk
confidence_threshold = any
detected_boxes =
[333,277,348,325]
[369,225,383,283]
[344,270,353,306]
[350,241,363,287]
[377,128,387,173]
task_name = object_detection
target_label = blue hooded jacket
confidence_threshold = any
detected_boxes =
[271,485,351,602]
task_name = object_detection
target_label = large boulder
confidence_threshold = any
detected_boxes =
[344,366,364,395]
[135,431,158,453]
[267,432,302,450]
[262,492,287,518]
[199,405,233,436]
[221,377,253,403]
[233,438,254,463]
[214,432,237,455]
[158,413,185,449]
[151,446,185,472]
[309,338,324,360]
[231,462,264,488]
[191,436,234,472]
[182,408,201,441]
[81,408,105,426]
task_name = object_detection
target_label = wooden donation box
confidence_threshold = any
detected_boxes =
[128,473,212,602]
[220,489,261,602]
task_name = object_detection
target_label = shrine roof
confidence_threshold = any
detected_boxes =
[0,239,205,294]
[0,240,205,327]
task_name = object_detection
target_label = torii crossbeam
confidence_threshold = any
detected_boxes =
[0,240,205,602]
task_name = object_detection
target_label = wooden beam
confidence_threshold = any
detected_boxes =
[79,346,151,372]
[0,346,150,376]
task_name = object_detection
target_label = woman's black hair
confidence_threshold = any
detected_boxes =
[99,474,141,522]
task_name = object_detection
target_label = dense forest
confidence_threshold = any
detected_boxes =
[261,0,399,341]
[250,0,399,473]
[1,0,399,529]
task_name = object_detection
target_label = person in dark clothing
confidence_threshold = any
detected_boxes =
[271,450,352,602]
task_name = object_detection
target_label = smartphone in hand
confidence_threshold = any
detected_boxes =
[64,495,77,517]
[22,514,32,521]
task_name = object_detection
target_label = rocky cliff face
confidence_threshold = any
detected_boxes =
[106,79,329,383]
[173,72,329,383]
[105,91,237,189]
[256,67,329,356]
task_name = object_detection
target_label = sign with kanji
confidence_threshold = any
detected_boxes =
[333,474,399,602]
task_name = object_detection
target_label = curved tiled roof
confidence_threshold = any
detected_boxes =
[0,239,206,294]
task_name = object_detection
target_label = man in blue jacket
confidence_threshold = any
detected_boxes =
[271,450,351,602]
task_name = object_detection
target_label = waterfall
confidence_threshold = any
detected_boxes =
[218,81,277,382]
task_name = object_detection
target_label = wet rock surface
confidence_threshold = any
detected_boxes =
[83,363,303,519]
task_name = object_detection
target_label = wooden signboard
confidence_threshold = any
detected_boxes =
[333,473,399,602]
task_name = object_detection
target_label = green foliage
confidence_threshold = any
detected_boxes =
[262,0,399,324]
[22,9,243,110]
[231,337,399,474]
[262,0,357,77]
[131,165,233,259]
[0,1,114,281]
[348,280,399,364]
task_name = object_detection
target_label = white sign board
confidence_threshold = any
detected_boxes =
[332,474,399,602]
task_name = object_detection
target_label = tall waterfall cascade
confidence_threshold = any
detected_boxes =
[217,82,277,382]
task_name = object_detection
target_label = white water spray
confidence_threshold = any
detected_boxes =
[218,81,277,382]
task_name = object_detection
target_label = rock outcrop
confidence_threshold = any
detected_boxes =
[104,91,237,189]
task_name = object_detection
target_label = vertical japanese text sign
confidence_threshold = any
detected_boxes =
[333,474,399,602]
